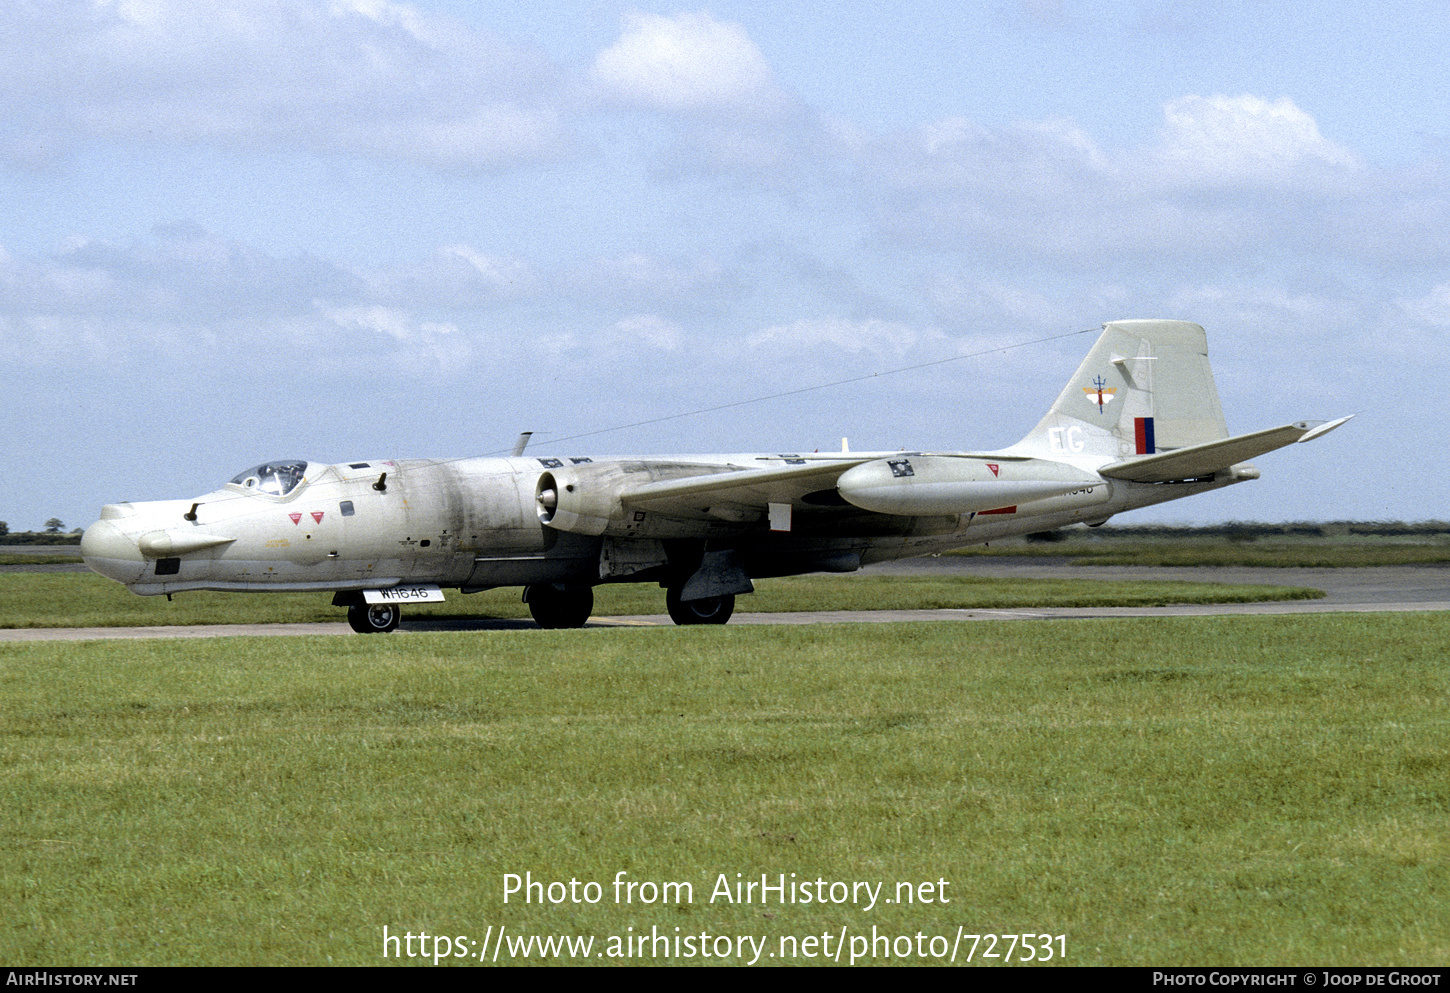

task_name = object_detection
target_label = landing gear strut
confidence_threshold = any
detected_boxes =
[666,588,735,625]
[347,602,400,634]
[525,584,594,629]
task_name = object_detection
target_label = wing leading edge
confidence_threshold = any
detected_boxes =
[623,457,878,519]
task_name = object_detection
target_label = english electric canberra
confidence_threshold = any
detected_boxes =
[81,320,1349,631]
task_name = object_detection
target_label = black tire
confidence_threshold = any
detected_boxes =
[666,588,735,625]
[348,602,400,633]
[525,585,594,629]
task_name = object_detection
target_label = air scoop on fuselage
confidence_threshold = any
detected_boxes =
[136,530,236,557]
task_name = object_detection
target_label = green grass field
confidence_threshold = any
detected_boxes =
[2,614,1447,966]
[9,528,1450,570]
[0,554,84,566]
[0,571,1323,629]
[949,527,1450,567]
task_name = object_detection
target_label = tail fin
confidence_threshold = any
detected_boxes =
[1012,319,1229,460]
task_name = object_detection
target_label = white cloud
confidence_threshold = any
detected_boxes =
[965,280,1062,325]
[611,314,682,351]
[1162,282,1358,335]
[846,90,1404,277]
[564,251,734,308]
[0,225,724,378]
[0,0,575,169]
[1397,283,1450,327]
[746,317,933,358]
[591,11,783,114]
[0,226,444,367]
[877,93,1361,210]
[1153,94,1362,187]
[437,245,538,295]
[317,302,473,373]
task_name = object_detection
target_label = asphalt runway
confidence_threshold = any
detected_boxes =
[4,558,1447,641]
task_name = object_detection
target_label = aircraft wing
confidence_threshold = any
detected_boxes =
[1099,416,1352,483]
[623,457,878,518]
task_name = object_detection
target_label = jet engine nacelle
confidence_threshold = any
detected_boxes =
[836,455,1107,516]
[535,465,626,536]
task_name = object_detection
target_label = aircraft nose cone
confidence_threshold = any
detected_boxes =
[80,518,146,584]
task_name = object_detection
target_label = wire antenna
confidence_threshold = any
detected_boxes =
[497,326,1096,455]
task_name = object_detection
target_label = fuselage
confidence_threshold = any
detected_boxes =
[79,451,1243,599]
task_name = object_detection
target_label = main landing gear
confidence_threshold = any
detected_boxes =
[336,585,734,633]
[521,585,734,628]
[524,584,595,629]
[665,588,735,625]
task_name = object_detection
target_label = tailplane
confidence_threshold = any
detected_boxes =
[1012,319,1228,460]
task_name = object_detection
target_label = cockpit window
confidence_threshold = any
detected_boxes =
[230,460,309,496]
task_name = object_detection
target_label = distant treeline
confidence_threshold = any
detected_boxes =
[1032,521,1450,542]
[0,532,84,546]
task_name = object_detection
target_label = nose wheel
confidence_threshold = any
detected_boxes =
[348,602,401,634]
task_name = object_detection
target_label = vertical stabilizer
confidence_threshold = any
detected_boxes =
[1011,320,1229,460]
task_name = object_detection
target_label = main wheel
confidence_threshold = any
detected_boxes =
[525,585,594,629]
[665,588,735,625]
[348,602,400,633]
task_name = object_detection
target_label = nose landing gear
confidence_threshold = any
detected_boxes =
[347,602,401,634]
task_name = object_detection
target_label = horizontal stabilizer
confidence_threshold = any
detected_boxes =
[1100,416,1351,483]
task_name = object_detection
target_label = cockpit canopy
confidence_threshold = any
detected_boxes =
[230,460,310,496]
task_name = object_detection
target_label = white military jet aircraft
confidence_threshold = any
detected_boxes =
[81,320,1348,632]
